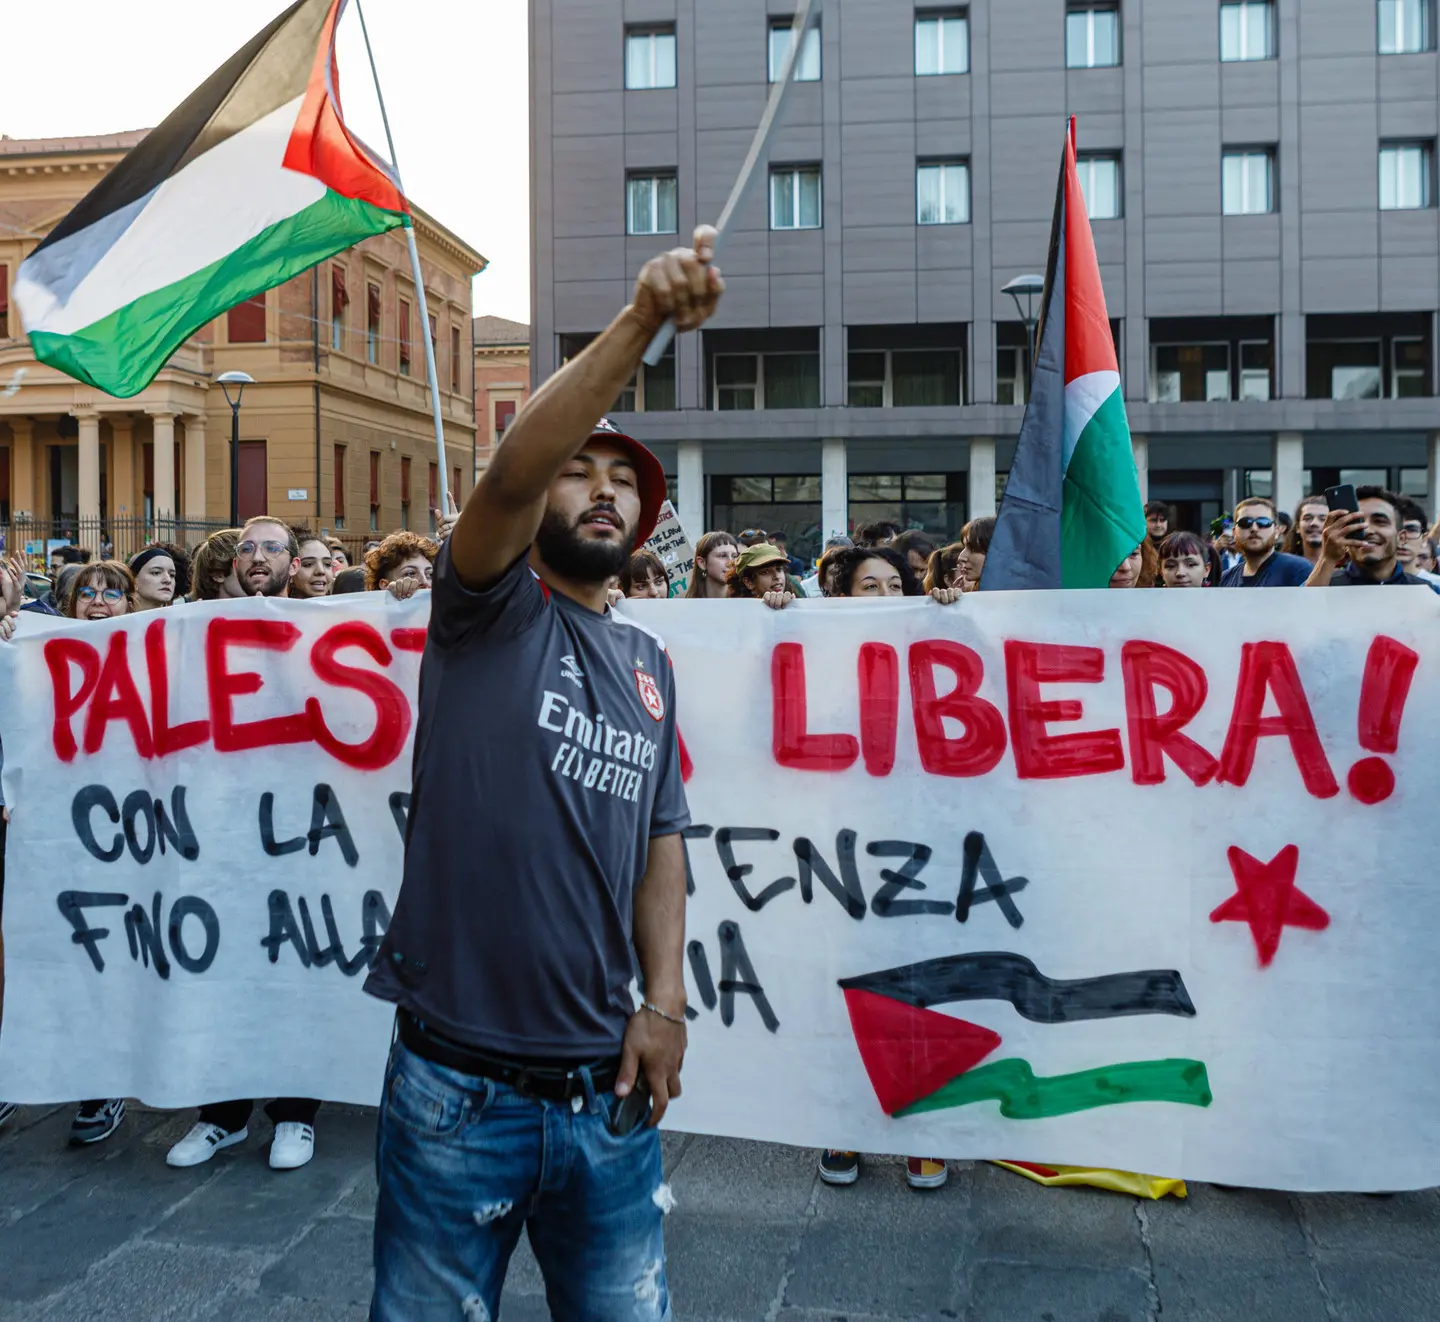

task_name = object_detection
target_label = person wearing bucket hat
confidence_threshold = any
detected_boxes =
[726,542,793,604]
[366,227,724,1322]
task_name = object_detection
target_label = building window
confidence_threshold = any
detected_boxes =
[1220,1,1275,60]
[1152,344,1232,402]
[1239,341,1273,399]
[496,400,517,436]
[560,333,675,411]
[917,161,970,225]
[1379,0,1433,52]
[0,264,9,338]
[847,350,963,406]
[915,10,969,74]
[454,467,462,509]
[848,473,967,544]
[713,352,821,409]
[1066,4,1120,68]
[1307,314,1433,399]
[428,463,438,532]
[428,313,438,356]
[366,283,380,364]
[369,451,381,532]
[331,265,348,351]
[1222,148,1275,214]
[333,444,346,528]
[627,173,679,235]
[1379,142,1434,209]
[227,293,266,343]
[400,456,411,530]
[1077,154,1122,219]
[768,20,821,81]
[398,298,412,375]
[626,27,676,89]
[451,326,461,392]
[770,166,822,229]
[997,324,1032,405]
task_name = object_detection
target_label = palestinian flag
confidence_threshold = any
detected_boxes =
[980,117,1145,591]
[14,0,406,399]
[838,953,1212,1120]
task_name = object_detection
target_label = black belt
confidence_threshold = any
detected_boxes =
[397,1009,620,1103]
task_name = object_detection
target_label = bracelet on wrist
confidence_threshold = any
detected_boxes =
[641,1000,687,1026]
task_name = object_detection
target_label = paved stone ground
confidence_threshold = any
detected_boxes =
[2,1101,1437,1321]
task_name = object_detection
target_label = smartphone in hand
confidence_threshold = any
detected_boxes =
[1324,484,1366,541]
[609,1073,652,1136]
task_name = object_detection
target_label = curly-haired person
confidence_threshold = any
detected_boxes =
[365,531,440,600]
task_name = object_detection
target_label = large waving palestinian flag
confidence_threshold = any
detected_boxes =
[839,953,1212,1120]
[14,0,406,399]
[980,117,1145,591]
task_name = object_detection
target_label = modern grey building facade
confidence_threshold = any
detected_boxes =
[530,0,1440,556]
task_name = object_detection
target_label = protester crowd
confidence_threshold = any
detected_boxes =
[0,477,1434,1182]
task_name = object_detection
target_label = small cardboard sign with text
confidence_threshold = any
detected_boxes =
[645,500,695,597]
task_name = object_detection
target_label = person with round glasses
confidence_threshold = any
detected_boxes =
[1219,496,1312,588]
[64,561,137,622]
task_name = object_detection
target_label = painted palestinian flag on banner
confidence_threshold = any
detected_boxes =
[838,953,1213,1120]
[14,0,406,399]
[980,116,1145,591]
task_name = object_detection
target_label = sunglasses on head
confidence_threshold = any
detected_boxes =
[77,586,124,603]
[1235,516,1274,530]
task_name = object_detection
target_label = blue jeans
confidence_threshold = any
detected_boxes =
[371,1037,671,1322]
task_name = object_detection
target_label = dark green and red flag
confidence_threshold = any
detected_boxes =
[980,117,1145,591]
[15,0,407,398]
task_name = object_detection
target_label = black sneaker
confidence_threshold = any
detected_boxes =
[69,1098,126,1146]
[0,1102,17,1129]
[819,1149,860,1185]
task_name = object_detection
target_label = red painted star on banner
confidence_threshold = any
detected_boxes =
[1210,845,1329,967]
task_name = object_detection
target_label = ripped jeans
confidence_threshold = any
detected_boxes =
[371,1038,670,1322]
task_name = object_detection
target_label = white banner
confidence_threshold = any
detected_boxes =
[2,588,1439,1191]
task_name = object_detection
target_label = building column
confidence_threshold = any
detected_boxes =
[1271,430,1304,520]
[821,437,847,542]
[1427,431,1440,521]
[150,410,176,536]
[111,417,135,522]
[968,438,997,519]
[1131,434,1149,503]
[10,418,35,521]
[75,411,101,547]
[184,414,207,524]
[676,438,704,539]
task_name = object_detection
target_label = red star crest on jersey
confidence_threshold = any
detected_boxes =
[635,668,664,721]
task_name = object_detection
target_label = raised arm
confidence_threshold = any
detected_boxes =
[447,227,724,591]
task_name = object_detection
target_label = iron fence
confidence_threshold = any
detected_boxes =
[0,516,235,569]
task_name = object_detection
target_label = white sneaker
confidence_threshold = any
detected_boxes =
[166,1122,248,1168]
[269,1122,315,1171]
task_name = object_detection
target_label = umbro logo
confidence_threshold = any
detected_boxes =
[560,654,585,687]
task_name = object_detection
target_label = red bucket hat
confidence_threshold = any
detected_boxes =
[589,417,668,549]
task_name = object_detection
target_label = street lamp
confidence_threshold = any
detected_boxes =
[1001,274,1045,396]
[218,371,255,526]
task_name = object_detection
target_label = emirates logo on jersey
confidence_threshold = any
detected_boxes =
[635,668,665,722]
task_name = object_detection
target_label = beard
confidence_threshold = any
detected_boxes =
[241,562,290,597]
[535,505,631,584]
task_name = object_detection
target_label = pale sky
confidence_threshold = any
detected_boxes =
[5,0,531,323]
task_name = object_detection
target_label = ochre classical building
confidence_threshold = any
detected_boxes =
[472,314,530,477]
[0,131,485,559]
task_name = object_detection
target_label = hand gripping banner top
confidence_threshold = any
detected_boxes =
[1,586,1438,1192]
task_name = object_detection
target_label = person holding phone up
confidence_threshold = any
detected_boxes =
[1304,484,1434,588]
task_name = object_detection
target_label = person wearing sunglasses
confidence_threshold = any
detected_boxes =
[1219,496,1312,588]
[232,517,301,598]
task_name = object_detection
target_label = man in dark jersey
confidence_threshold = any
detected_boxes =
[365,228,723,1322]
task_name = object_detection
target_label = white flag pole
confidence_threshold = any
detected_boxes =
[641,0,821,367]
[353,0,456,518]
